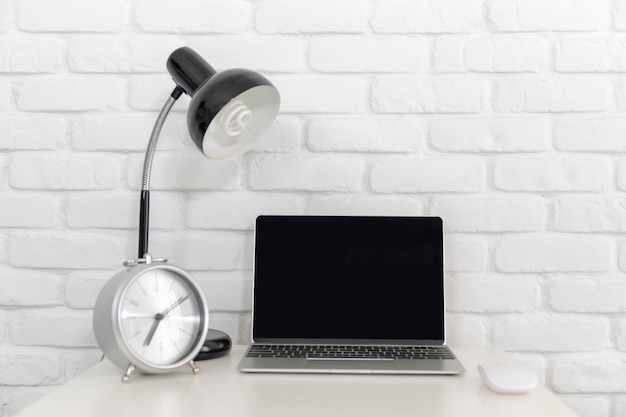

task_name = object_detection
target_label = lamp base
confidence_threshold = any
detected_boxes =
[194,329,232,360]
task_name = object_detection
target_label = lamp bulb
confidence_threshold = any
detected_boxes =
[218,100,252,137]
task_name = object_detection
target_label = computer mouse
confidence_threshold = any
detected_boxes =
[477,362,538,394]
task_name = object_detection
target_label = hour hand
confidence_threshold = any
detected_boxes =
[143,315,163,346]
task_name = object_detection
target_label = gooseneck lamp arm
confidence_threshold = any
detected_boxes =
[135,46,280,260]
[137,86,184,258]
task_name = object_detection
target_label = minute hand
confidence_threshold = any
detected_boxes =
[160,295,190,315]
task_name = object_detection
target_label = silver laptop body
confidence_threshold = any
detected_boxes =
[238,215,465,375]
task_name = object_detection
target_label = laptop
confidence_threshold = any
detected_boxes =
[238,215,465,375]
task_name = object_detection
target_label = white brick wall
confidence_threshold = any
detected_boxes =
[1,1,625,416]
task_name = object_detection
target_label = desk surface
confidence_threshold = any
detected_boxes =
[15,346,577,417]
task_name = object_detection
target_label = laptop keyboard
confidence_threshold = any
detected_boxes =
[247,345,456,360]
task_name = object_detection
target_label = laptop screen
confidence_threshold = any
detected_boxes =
[252,216,445,344]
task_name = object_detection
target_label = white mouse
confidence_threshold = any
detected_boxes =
[477,362,538,394]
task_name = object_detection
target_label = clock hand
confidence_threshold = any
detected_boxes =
[143,295,190,347]
[143,313,164,347]
[160,295,189,316]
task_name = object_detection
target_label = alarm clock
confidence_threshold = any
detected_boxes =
[93,254,209,382]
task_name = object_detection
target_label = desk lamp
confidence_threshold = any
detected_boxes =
[93,47,280,381]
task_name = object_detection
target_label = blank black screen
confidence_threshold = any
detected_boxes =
[252,216,445,343]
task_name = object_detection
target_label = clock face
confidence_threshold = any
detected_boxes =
[117,268,204,367]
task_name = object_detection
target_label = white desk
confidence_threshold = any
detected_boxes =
[15,346,577,417]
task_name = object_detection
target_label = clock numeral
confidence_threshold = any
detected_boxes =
[128,298,140,307]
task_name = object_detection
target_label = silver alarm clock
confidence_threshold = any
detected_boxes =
[93,254,209,382]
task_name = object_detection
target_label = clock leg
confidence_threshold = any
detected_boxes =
[122,363,136,383]
[187,360,200,374]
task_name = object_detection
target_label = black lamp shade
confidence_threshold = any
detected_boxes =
[167,47,280,160]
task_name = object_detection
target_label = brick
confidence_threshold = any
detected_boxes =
[0,2,11,32]
[494,77,609,112]
[63,349,103,380]
[494,316,609,352]
[310,38,429,73]
[187,193,303,230]
[494,157,609,192]
[372,0,483,34]
[248,155,363,192]
[431,197,545,232]
[307,195,422,216]
[0,40,9,70]
[307,117,425,153]
[0,194,60,228]
[607,165,626,193]
[64,273,108,309]
[273,76,367,113]
[0,232,7,266]
[18,76,124,111]
[618,81,626,111]
[495,237,610,273]
[126,154,240,191]
[69,37,181,73]
[193,271,252,311]
[72,113,188,152]
[18,0,127,32]
[431,117,550,152]
[618,2,626,30]
[371,159,485,193]
[249,117,301,153]
[10,154,123,191]
[0,115,67,150]
[618,239,626,272]
[239,313,252,344]
[445,238,488,272]
[0,348,62,385]
[551,278,626,313]
[128,75,188,111]
[0,78,12,110]
[446,276,540,312]
[209,312,243,344]
[66,194,183,230]
[487,0,610,32]
[0,273,60,306]
[5,387,57,416]
[556,37,626,73]
[11,310,95,347]
[9,233,126,269]
[372,77,488,113]
[256,0,366,34]
[555,118,626,152]
[149,233,245,271]
[618,320,626,351]
[445,315,485,347]
[554,198,626,232]
[553,356,626,392]
[0,37,64,73]
[135,0,251,33]
[189,38,306,73]
[562,397,609,417]
[434,36,548,73]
